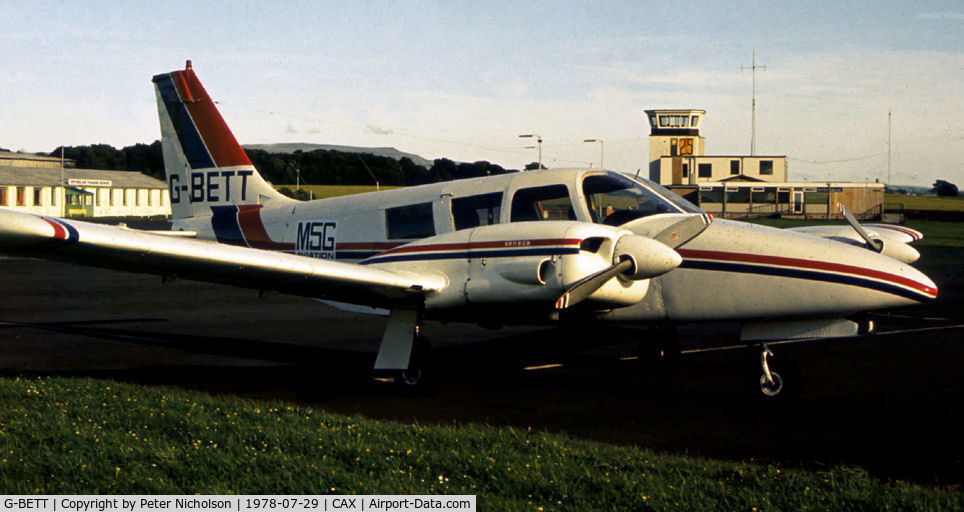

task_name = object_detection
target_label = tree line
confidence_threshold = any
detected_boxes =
[47,142,526,196]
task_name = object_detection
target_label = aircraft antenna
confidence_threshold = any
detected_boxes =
[741,50,766,156]
[356,155,380,191]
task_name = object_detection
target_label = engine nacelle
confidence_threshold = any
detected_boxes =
[613,234,682,281]
[875,238,920,264]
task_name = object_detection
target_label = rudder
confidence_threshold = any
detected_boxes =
[152,61,291,220]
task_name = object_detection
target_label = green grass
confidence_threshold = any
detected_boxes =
[0,377,959,509]
[886,193,964,212]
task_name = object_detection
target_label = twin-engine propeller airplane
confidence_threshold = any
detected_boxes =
[0,62,937,398]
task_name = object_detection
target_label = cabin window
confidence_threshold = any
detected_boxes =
[760,160,774,175]
[510,185,573,222]
[386,202,436,240]
[452,192,502,230]
[583,173,684,225]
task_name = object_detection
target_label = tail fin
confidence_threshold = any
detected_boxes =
[152,61,292,220]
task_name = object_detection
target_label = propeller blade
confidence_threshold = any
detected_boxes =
[838,203,883,252]
[555,235,682,310]
[652,213,713,249]
[555,258,634,310]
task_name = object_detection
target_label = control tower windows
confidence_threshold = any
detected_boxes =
[659,115,690,128]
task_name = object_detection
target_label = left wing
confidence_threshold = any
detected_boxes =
[0,209,443,308]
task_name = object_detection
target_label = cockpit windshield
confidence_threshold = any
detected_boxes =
[583,172,703,226]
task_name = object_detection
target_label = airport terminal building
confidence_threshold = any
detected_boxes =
[646,110,884,219]
[0,151,171,218]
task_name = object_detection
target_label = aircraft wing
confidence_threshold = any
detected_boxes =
[787,224,923,244]
[0,209,443,308]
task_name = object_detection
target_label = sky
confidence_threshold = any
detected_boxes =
[0,1,961,186]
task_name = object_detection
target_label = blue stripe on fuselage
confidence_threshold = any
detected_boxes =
[210,205,246,246]
[679,259,933,303]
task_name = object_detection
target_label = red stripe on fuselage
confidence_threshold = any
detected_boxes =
[237,205,294,250]
[170,69,252,168]
[337,242,404,251]
[677,249,937,297]
[377,238,583,256]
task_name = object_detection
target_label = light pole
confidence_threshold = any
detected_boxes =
[584,139,604,170]
[519,134,542,170]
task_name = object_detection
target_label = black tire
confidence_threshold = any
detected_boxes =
[397,334,436,394]
[749,354,802,403]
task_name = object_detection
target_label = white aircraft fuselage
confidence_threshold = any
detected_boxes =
[170,166,936,326]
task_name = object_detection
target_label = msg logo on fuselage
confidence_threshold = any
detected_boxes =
[296,221,336,259]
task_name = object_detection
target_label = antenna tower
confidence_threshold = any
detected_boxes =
[741,50,767,156]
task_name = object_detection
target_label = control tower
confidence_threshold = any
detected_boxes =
[645,109,706,184]
[646,108,787,185]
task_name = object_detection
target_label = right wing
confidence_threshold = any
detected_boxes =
[0,209,444,308]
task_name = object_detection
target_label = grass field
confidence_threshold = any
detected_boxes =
[0,377,960,509]
[886,193,964,212]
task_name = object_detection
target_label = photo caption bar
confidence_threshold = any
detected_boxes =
[0,496,476,512]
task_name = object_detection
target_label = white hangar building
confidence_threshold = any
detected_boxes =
[0,151,171,218]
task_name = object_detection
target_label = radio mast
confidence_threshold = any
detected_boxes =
[742,50,767,156]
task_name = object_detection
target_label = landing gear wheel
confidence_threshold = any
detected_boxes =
[397,334,435,394]
[758,370,785,398]
[750,343,800,402]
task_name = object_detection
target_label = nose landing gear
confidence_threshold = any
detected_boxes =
[758,343,783,397]
[753,343,799,402]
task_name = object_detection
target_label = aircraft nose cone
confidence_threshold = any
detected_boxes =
[864,248,938,305]
[614,234,682,280]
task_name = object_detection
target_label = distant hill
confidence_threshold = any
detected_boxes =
[243,143,433,168]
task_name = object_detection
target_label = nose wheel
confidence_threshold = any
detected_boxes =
[758,344,783,397]
[753,343,799,401]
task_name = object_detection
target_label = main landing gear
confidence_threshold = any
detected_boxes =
[397,332,433,391]
[373,309,435,393]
